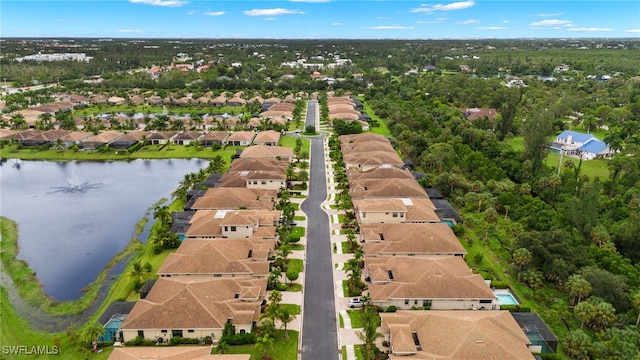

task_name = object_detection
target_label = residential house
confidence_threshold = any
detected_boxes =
[346,165,414,182]
[240,145,295,162]
[191,188,277,211]
[108,96,126,106]
[353,197,439,224]
[57,131,93,148]
[360,223,466,257]
[228,157,290,174]
[14,109,45,127]
[146,131,177,145]
[157,238,275,278]
[340,133,391,145]
[365,256,497,310]
[343,151,404,172]
[119,277,266,342]
[81,131,124,150]
[252,130,281,146]
[550,130,613,159]
[341,140,396,155]
[349,178,429,199]
[228,96,246,107]
[109,347,250,360]
[183,209,279,239]
[110,130,146,150]
[226,131,256,146]
[380,310,535,359]
[172,131,203,145]
[218,170,286,190]
[462,107,498,122]
[200,131,229,147]
[20,129,68,147]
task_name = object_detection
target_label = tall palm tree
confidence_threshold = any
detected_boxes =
[128,260,152,289]
[278,307,296,339]
[357,307,383,360]
[254,333,274,358]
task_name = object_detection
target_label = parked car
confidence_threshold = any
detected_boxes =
[348,298,363,308]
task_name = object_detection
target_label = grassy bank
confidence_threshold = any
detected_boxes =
[0,216,141,316]
[0,143,243,161]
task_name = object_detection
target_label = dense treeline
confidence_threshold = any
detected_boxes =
[364,71,640,358]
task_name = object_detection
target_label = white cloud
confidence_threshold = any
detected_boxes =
[529,19,573,27]
[625,29,640,33]
[331,22,344,26]
[290,0,329,2]
[243,8,304,16]
[503,20,510,24]
[410,1,474,13]
[538,12,564,17]
[476,26,506,30]
[568,27,614,32]
[204,11,225,16]
[365,25,414,30]
[263,18,277,21]
[129,0,186,7]
[118,29,143,33]
[457,19,478,25]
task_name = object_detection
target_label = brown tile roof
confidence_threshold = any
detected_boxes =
[381,310,534,360]
[339,133,390,144]
[147,131,178,140]
[342,141,396,154]
[185,209,279,238]
[227,131,256,142]
[120,277,265,331]
[158,238,275,276]
[463,107,498,122]
[343,151,404,168]
[330,112,360,120]
[360,223,466,256]
[109,347,250,360]
[0,129,17,140]
[349,179,428,199]
[191,188,277,210]
[84,130,124,143]
[218,170,286,188]
[115,130,146,142]
[229,158,289,173]
[174,131,203,140]
[201,131,230,142]
[240,145,294,160]
[58,131,93,142]
[366,256,495,301]
[253,130,281,144]
[347,166,414,181]
[30,129,69,141]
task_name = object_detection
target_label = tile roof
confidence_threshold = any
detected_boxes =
[361,223,466,256]
[157,238,275,276]
[343,151,404,168]
[191,188,277,210]
[185,209,279,238]
[120,277,265,331]
[253,130,282,144]
[240,145,294,159]
[381,310,534,360]
[227,131,256,142]
[350,179,428,199]
[347,166,414,181]
[366,256,495,301]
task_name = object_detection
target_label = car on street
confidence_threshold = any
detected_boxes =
[348,298,363,308]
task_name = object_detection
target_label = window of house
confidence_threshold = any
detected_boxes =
[423,300,432,307]
[230,226,236,231]
[400,213,404,217]
[414,300,418,305]
[187,329,194,333]
[261,180,266,185]
[392,212,398,218]
[239,329,246,334]
[172,330,183,338]
[479,299,492,304]
[161,330,167,333]
[137,330,144,338]
[405,299,409,305]
[214,274,222,277]
[224,226,228,232]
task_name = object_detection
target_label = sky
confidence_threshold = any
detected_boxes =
[2,0,639,39]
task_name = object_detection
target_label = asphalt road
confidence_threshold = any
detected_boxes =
[300,101,339,360]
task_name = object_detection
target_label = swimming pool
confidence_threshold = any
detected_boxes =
[497,293,519,305]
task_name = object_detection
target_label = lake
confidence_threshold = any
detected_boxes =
[0,159,208,301]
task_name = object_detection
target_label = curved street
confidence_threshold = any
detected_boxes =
[300,101,339,360]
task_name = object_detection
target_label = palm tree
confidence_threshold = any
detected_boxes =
[207,154,226,173]
[357,307,383,360]
[254,333,274,359]
[128,259,152,289]
[512,248,532,281]
[278,307,296,339]
[565,274,591,307]
[276,243,293,272]
[80,322,105,346]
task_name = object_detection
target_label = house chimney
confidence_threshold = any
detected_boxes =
[567,133,573,144]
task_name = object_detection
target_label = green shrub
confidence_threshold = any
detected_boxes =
[491,281,509,289]
[221,332,256,345]
[124,336,156,346]
[288,234,301,243]
[169,336,199,345]
[385,305,397,312]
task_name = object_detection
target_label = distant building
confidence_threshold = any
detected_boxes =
[550,130,614,159]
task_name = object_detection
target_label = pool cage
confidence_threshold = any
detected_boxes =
[511,312,558,354]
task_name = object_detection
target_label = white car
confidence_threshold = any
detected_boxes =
[295,129,303,133]
[348,298,363,308]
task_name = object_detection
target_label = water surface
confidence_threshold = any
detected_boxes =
[1,159,207,301]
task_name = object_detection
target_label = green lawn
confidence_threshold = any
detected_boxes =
[341,242,352,254]
[224,330,298,360]
[288,259,303,273]
[347,310,364,328]
[284,283,302,292]
[503,136,609,179]
[293,215,306,221]
[358,97,392,137]
[342,280,349,297]
[290,243,305,251]
[290,226,305,238]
